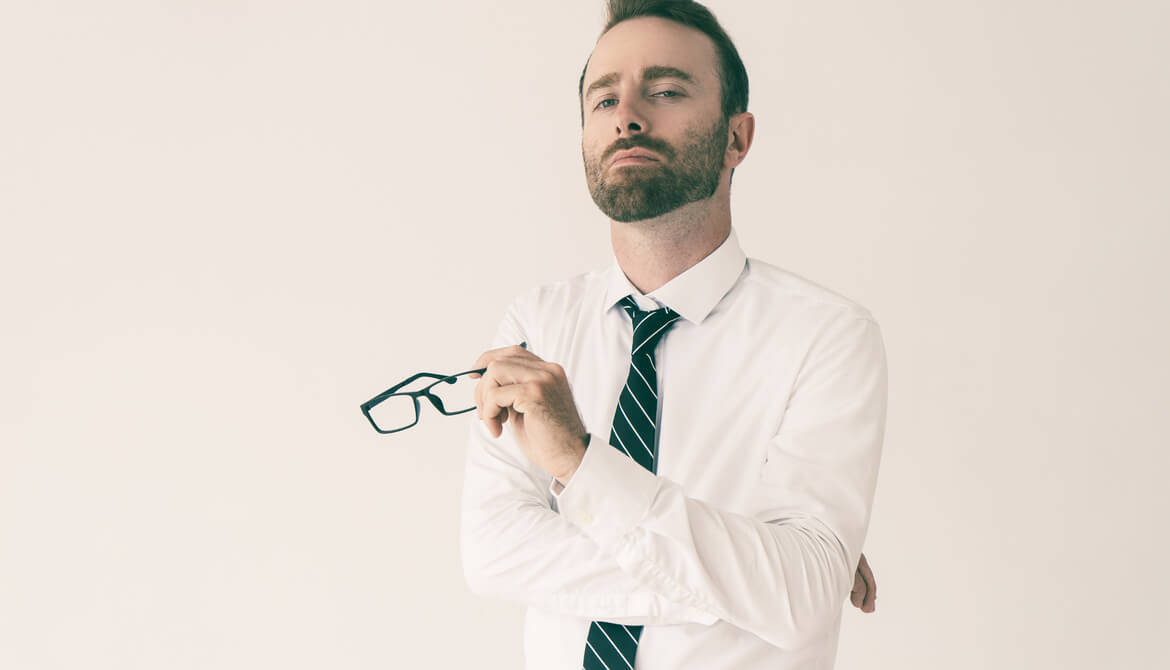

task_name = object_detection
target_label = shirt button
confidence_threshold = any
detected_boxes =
[577,512,593,526]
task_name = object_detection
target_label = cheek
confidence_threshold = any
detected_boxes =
[582,139,605,166]
[582,123,610,151]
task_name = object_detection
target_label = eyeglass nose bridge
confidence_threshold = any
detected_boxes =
[419,387,449,413]
[419,373,475,416]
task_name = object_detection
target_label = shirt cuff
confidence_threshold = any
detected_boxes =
[549,432,605,497]
[551,434,660,548]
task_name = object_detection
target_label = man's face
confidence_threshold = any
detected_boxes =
[581,17,730,223]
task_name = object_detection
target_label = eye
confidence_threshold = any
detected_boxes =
[594,97,618,110]
[653,90,682,99]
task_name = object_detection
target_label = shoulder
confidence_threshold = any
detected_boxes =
[735,258,886,382]
[740,256,878,325]
[498,268,609,352]
[508,268,606,318]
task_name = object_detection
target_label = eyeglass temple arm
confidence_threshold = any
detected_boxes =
[361,372,449,409]
[449,368,487,378]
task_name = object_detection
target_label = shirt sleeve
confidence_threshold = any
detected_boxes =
[458,297,717,626]
[552,313,888,650]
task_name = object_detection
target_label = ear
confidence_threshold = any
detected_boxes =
[724,112,756,169]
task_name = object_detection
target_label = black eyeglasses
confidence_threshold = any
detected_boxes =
[360,368,487,434]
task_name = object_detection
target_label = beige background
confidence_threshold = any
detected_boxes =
[2,1,1167,667]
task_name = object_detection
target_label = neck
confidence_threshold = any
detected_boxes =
[611,194,732,294]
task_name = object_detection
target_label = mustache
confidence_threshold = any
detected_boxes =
[602,136,674,163]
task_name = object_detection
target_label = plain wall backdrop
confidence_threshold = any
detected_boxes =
[2,1,1167,667]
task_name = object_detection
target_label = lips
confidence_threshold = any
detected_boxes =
[610,149,660,167]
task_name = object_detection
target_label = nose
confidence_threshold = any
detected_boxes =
[614,96,648,137]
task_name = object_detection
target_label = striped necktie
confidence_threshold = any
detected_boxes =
[582,295,681,670]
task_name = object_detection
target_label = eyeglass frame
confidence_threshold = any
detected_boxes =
[359,368,487,434]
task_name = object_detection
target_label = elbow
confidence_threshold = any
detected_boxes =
[770,585,849,651]
[461,545,509,599]
[788,598,846,650]
[766,592,843,651]
[462,565,495,599]
[763,525,855,650]
[459,517,524,600]
[803,536,855,647]
[460,545,487,596]
[460,527,502,598]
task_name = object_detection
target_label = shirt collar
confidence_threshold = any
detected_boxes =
[602,227,747,325]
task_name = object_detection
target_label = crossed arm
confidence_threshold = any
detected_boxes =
[460,415,877,622]
[461,313,886,645]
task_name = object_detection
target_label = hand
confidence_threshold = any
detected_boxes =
[849,552,876,613]
[471,344,589,482]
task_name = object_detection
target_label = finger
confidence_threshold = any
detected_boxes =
[475,357,556,438]
[479,382,500,420]
[850,570,864,607]
[482,381,535,417]
[483,357,555,388]
[479,381,507,422]
[483,412,502,438]
[477,362,555,419]
[472,344,539,374]
[470,342,532,388]
[474,359,548,414]
[858,554,876,612]
[474,366,492,414]
[475,356,532,416]
[859,553,876,603]
[480,401,514,439]
[475,349,540,439]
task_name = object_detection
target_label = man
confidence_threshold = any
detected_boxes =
[460,1,886,667]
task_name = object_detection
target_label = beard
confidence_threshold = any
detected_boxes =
[583,114,729,223]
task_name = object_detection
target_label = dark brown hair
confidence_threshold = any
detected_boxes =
[577,0,750,126]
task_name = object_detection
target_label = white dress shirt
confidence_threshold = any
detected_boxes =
[460,227,887,669]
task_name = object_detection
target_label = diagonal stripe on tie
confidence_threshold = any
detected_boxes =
[582,296,680,670]
[624,381,655,425]
[629,362,657,398]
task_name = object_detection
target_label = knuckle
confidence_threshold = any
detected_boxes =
[483,361,501,379]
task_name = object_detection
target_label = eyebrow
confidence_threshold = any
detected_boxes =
[584,65,696,99]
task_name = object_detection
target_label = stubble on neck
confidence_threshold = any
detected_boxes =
[610,193,732,295]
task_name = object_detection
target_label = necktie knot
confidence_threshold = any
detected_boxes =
[619,295,681,355]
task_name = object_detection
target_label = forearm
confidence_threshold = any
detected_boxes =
[460,421,716,626]
[554,441,857,649]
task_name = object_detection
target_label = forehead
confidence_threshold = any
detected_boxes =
[583,16,719,91]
